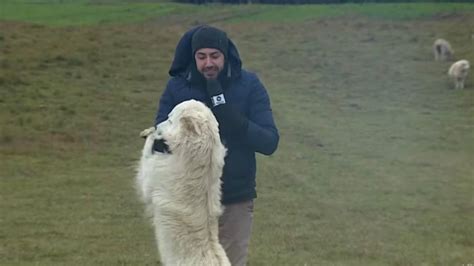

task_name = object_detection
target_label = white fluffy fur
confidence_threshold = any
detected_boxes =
[448,59,470,89]
[136,100,230,266]
[433,39,454,61]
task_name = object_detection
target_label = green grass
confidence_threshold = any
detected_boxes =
[2,1,474,26]
[231,3,474,22]
[1,2,474,265]
[0,1,179,26]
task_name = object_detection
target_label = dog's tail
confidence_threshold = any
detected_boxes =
[140,127,156,158]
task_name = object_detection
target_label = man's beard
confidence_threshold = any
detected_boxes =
[188,60,230,90]
[202,66,220,80]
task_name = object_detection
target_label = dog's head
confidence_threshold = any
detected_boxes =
[155,100,222,156]
[458,60,470,75]
[462,60,470,70]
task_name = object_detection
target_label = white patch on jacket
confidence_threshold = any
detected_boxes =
[136,100,230,266]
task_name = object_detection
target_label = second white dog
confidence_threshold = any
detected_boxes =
[448,59,470,89]
[136,100,229,266]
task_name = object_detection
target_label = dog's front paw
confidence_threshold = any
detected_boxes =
[139,127,156,138]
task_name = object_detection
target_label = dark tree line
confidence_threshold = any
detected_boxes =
[175,0,471,4]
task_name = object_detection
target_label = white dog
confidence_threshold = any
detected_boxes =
[433,38,454,61]
[136,100,230,266]
[448,59,470,89]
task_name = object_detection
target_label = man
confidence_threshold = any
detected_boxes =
[153,25,279,265]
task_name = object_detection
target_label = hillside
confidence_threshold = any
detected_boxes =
[1,2,473,265]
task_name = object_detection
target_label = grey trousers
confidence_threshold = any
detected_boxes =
[218,200,254,266]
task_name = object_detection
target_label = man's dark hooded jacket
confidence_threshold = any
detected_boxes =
[155,26,279,204]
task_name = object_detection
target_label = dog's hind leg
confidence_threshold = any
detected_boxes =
[435,45,441,61]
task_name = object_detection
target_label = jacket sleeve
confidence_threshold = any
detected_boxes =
[243,75,279,155]
[154,79,176,126]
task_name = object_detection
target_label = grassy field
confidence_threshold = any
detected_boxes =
[1,1,473,265]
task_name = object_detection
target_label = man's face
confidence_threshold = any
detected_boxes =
[194,48,225,80]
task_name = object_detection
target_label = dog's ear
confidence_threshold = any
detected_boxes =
[180,116,201,136]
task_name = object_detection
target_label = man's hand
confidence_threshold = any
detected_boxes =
[206,79,226,107]
[205,79,248,135]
